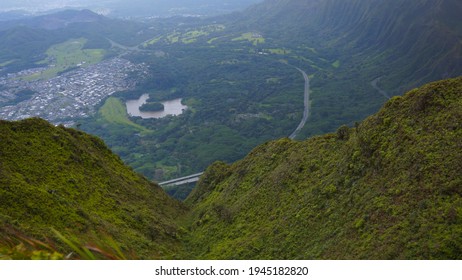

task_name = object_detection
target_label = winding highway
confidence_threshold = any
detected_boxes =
[289,67,310,140]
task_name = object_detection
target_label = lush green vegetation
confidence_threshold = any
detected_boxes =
[143,24,226,46]
[1,0,461,202]
[1,77,462,259]
[81,43,307,181]
[232,32,265,46]
[140,102,164,112]
[2,1,460,195]
[99,97,149,132]
[183,77,462,259]
[0,118,185,259]
[0,26,66,73]
[78,0,461,187]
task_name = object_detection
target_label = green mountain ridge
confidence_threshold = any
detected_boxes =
[0,118,185,259]
[184,76,462,259]
[1,76,461,259]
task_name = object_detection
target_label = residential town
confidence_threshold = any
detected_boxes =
[0,58,148,126]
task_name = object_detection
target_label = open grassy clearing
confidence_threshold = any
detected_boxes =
[332,60,341,68]
[24,38,105,80]
[0,59,16,67]
[181,30,210,44]
[184,24,225,43]
[145,25,226,46]
[142,36,163,47]
[99,97,150,132]
[232,32,265,46]
[266,48,292,55]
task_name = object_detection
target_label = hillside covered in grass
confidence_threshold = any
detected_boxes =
[1,77,461,259]
[184,77,462,259]
[0,118,185,259]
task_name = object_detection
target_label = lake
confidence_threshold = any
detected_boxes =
[125,94,188,119]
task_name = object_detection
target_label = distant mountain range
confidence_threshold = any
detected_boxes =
[239,0,462,91]
[0,0,263,18]
[0,9,103,30]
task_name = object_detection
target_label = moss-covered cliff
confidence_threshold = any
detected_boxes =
[184,77,462,259]
[0,118,186,259]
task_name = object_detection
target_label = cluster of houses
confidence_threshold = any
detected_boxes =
[0,58,148,126]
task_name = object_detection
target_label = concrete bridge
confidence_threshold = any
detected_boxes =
[158,172,204,187]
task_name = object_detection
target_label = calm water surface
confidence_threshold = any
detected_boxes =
[126,94,188,119]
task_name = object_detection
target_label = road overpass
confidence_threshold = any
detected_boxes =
[158,172,204,187]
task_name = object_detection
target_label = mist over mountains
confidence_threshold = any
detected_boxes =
[0,0,263,18]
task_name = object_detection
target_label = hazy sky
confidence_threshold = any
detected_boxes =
[0,0,262,13]
[0,1,99,11]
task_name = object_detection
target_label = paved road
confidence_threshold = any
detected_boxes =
[289,67,310,140]
[107,38,145,52]
[371,77,391,99]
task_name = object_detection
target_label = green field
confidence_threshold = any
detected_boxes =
[100,97,150,132]
[0,59,16,67]
[25,38,105,80]
[144,25,226,46]
[232,32,266,46]
[181,30,209,44]
[266,48,291,55]
[332,60,341,68]
[143,36,163,47]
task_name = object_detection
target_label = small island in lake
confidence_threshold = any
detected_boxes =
[139,102,164,112]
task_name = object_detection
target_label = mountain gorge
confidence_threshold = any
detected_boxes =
[0,0,461,259]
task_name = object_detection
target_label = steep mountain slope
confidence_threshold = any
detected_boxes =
[322,0,462,90]
[241,0,462,89]
[184,76,462,259]
[243,0,462,45]
[228,0,462,139]
[0,118,186,259]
